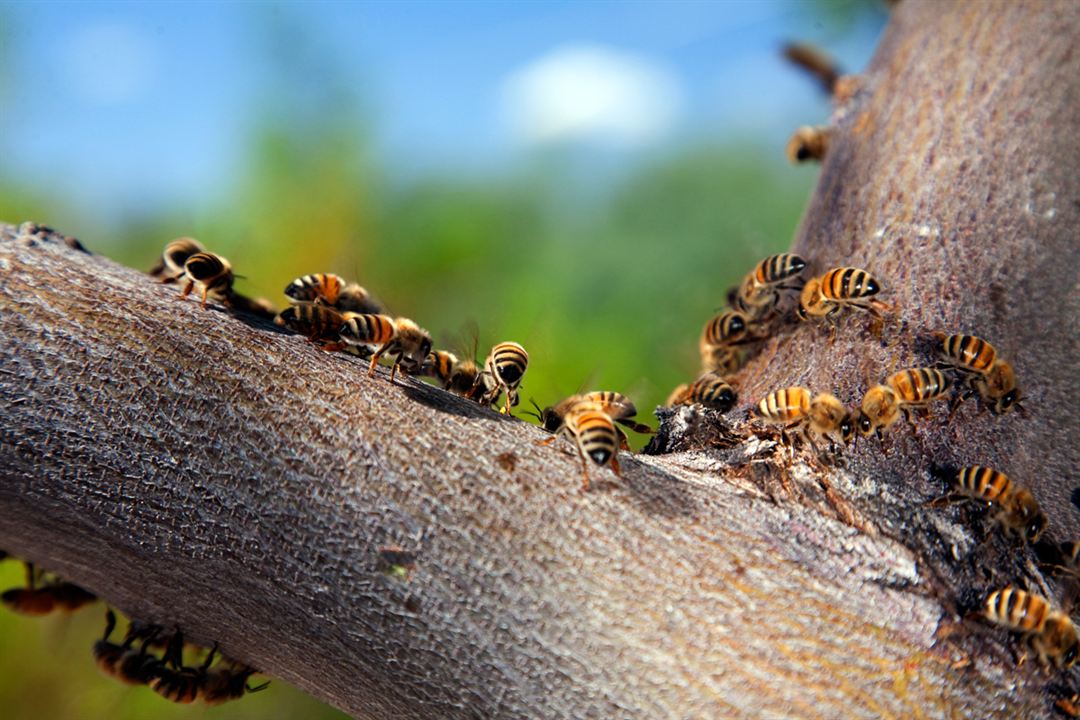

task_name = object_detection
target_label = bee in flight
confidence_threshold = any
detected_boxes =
[1,563,96,616]
[729,253,807,321]
[797,266,889,325]
[981,586,1078,670]
[935,332,1022,415]
[537,397,622,490]
[753,386,854,457]
[179,252,234,309]
[927,466,1047,543]
[150,238,206,283]
[468,342,528,414]
[667,372,738,413]
[857,367,951,441]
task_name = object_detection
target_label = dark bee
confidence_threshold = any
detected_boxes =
[666,372,738,412]
[180,252,234,309]
[149,631,209,704]
[200,659,269,705]
[935,332,1022,414]
[1,564,96,616]
[782,42,841,95]
[469,342,529,413]
[94,610,162,685]
[150,237,207,283]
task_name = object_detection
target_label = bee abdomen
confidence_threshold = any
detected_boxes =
[689,373,738,411]
[986,587,1048,632]
[703,311,748,345]
[822,266,880,300]
[184,253,226,281]
[341,313,395,344]
[756,386,811,422]
[888,368,950,403]
[285,273,345,304]
[491,342,528,385]
[574,411,617,466]
[941,334,997,373]
[957,466,1011,503]
[754,253,806,284]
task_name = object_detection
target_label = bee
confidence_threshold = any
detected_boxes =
[93,610,162,685]
[797,266,888,323]
[1,564,96,616]
[857,368,951,439]
[753,387,854,454]
[179,252,234,309]
[150,237,206,283]
[335,284,383,314]
[786,125,830,163]
[730,253,807,320]
[275,302,352,349]
[469,342,529,414]
[930,466,1048,543]
[422,350,482,396]
[666,372,738,412]
[699,310,754,374]
[536,391,653,443]
[342,315,432,382]
[935,333,1022,414]
[149,631,211,704]
[227,292,277,320]
[982,587,1078,669]
[284,273,346,305]
[200,659,269,705]
[782,42,841,95]
[539,401,621,490]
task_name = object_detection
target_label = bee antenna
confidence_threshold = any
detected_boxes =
[522,398,543,422]
[233,273,248,280]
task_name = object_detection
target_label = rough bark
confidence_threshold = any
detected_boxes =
[1,1,1078,718]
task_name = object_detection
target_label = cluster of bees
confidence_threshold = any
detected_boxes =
[0,555,267,704]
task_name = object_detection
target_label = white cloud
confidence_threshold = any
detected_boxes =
[501,44,682,148]
[66,22,157,105]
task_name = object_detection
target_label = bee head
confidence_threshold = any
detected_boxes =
[857,412,874,437]
[839,414,855,443]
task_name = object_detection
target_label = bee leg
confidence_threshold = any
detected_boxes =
[924,492,965,509]
[318,341,347,352]
[389,356,401,383]
[609,456,622,479]
[368,344,390,377]
[535,436,558,447]
[200,286,210,309]
[180,280,194,300]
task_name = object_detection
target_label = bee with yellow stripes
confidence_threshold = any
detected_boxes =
[150,237,206,283]
[179,252,234,309]
[537,398,621,490]
[469,342,528,414]
[935,332,1022,414]
[753,386,854,455]
[797,266,889,323]
[666,372,738,413]
[928,466,1047,543]
[857,367,951,440]
[982,587,1078,669]
[730,253,807,321]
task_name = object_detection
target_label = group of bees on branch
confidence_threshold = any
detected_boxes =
[0,554,267,705]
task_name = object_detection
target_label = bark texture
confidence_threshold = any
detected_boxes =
[1,1,1078,718]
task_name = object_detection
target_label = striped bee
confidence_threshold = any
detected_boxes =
[423,349,481,396]
[982,587,1078,669]
[1,564,96,616]
[699,310,753,374]
[666,372,738,412]
[469,342,528,414]
[935,333,1022,414]
[857,368,951,439]
[786,125,830,163]
[753,387,853,454]
[275,302,352,350]
[285,273,382,315]
[797,266,889,323]
[179,252,234,309]
[150,237,206,283]
[200,659,269,705]
[343,315,432,382]
[538,399,621,490]
[730,253,807,320]
[537,391,653,443]
[930,466,1047,543]
[93,610,162,686]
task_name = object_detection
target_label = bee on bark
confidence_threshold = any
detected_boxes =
[929,466,1048,543]
[857,368,951,440]
[982,586,1078,670]
[699,310,756,374]
[179,252,234,309]
[469,342,528,414]
[149,631,209,704]
[150,237,207,283]
[284,273,382,315]
[797,266,889,324]
[1,564,96,616]
[730,253,807,321]
[786,125,830,163]
[341,315,432,381]
[275,302,352,350]
[93,610,162,685]
[666,372,738,413]
[423,350,481,396]
[935,333,1023,415]
[536,391,653,445]
[200,659,269,705]
[753,387,854,455]
[538,400,621,490]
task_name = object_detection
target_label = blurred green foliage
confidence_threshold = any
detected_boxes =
[0,6,827,718]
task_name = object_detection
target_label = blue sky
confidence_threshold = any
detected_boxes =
[0,1,884,218]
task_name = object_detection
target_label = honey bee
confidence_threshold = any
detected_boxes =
[149,631,209,704]
[275,302,351,349]
[699,310,754,374]
[424,350,482,396]
[538,400,621,489]
[469,342,529,413]
[935,333,1022,414]
[536,391,653,443]
[753,387,854,454]
[200,659,269,705]
[226,292,277,320]
[731,253,807,320]
[797,266,889,323]
[93,610,163,685]
[342,315,432,381]
[150,237,206,283]
[857,368,951,439]
[285,273,346,305]
[930,466,1048,543]
[786,126,830,163]
[982,586,1078,669]
[1,564,96,616]
[782,42,841,95]
[666,372,738,412]
[180,252,234,309]
[335,283,383,315]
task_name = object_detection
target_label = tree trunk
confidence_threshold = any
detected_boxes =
[1,1,1077,718]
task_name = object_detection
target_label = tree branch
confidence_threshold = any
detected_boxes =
[2,1,1078,717]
